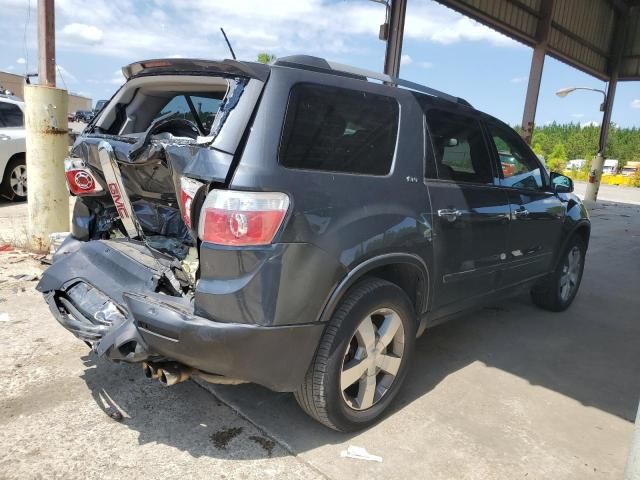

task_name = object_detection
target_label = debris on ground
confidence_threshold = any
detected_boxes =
[105,407,124,422]
[249,435,276,457]
[32,253,50,264]
[10,274,39,281]
[49,232,70,254]
[210,427,243,450]
[340,445,383,462]
[0,244,13,252]
[0,313,10,322]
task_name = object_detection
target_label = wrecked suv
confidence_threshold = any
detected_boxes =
[38,56,590,432]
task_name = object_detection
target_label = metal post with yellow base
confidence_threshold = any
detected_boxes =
[24,84,70,251]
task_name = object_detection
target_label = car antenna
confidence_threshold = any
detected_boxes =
[219,27,237,60]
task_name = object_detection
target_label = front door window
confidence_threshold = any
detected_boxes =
[488,124,544,191]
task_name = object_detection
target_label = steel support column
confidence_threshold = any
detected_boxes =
[598,76,618,157]
[521,0,554,144]
[584,10,627,203]
[383,0,407,77]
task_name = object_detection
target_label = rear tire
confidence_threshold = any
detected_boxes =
[531,235,586,311]
[295,277,416,432]
[1,155,27,202]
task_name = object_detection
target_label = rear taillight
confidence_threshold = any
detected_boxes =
[64,157,103,195]
[179,177,205,229]
[198,190,290,246]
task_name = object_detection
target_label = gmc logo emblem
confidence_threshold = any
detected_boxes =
[108,183,129,219]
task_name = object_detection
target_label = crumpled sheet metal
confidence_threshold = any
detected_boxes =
[69,119,236,260]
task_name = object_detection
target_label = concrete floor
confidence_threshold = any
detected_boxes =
[199,200,640,480]
[0,252,323,480]
[573,182,640,205]
[1,198,639,479]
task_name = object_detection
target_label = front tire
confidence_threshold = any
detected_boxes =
[295,277,416,432]
[531,235,586,311]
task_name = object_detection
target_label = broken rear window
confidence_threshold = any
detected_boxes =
[156,94,223,133]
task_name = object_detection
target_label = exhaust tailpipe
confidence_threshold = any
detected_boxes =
[158,364,191,386]
[143,361,246,386]
[142,362,161,379]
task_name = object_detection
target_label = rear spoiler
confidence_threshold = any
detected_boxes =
[121,58,270,82]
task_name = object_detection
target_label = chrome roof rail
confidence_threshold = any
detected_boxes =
[326,61,472,107]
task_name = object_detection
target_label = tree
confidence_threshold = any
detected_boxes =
[547,143,568,172]
[531,131,551,156]
[518,123,640,172]
[257,53,276,64]
[532,143,544,156]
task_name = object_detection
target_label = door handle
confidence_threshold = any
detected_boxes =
[514,208,530,218]
[437,208,462,222]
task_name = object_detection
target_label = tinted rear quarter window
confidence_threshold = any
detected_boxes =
[279,84,399,175]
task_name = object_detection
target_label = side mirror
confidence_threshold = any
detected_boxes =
[550,172,573,193]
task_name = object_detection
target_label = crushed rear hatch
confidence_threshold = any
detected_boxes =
[66,63,265,257]
[40,60,267,358]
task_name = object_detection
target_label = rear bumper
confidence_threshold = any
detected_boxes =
[125,291,323,391]
[37,239,325,392]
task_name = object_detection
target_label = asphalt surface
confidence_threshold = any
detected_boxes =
[1,197,639,479]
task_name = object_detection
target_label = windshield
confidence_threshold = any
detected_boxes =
[155,94,223,133]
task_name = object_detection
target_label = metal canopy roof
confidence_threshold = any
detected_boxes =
[435,0,640,81]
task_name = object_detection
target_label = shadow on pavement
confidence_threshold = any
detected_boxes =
[80,356,281,460]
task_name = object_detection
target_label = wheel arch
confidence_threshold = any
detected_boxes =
[2,152,26,178]
[554,220,591,268]
[317,253,430,324]
[573,222,591,247]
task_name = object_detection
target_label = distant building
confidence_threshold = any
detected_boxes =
[567,159,587,170]
[0,70,91,113]
[602,159,619,175]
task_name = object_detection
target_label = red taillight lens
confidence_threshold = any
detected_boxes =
[179,177,204,229]
[64,157,102,195]
[198,190,290,246]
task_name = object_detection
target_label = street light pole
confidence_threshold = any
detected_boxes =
[37,0,56,86]
[555,86,611,203]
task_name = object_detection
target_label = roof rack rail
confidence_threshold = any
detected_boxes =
[326,61,472,107]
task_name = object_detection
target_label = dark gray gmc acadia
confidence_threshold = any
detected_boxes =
[38,55,590,431]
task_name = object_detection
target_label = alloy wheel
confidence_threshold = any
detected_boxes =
[340,308,405,411]
[559,245,581,301]
[9,164,27,198]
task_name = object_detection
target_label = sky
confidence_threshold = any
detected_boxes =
[0,0,638,127]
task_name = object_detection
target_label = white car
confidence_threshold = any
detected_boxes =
[0,94,27,201]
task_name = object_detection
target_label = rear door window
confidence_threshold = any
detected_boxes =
[0,102,24,127]
[425,109,494,184]
[279,83,399,175]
